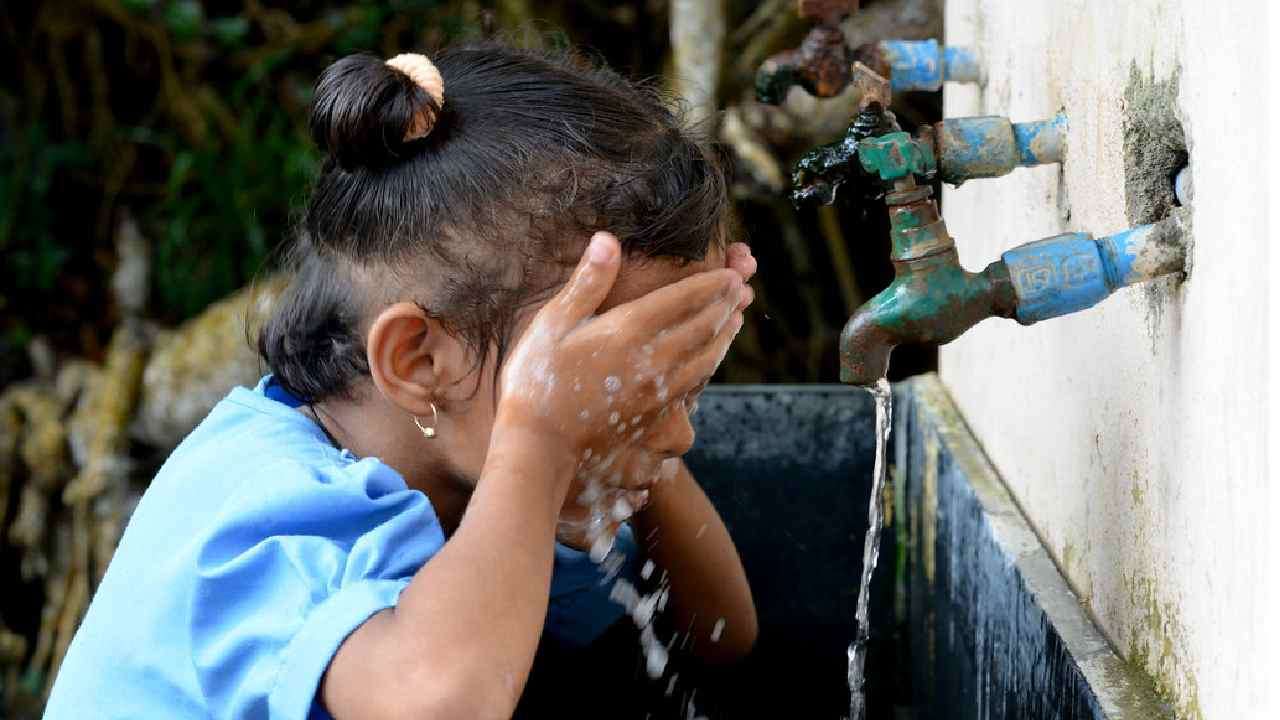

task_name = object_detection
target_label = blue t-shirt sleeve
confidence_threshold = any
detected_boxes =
[189,457,444,719]
[546,524,643,648]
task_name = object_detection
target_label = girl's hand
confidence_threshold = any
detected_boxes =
[495,231,749,524]
[551,241,758,553]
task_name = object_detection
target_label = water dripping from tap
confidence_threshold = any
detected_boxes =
[847,377,892,720]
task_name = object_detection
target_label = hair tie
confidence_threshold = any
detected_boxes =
[385,53,445,141]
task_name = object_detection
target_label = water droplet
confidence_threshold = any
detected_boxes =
[604,375,622,393]
[661,458,680,480]
[609,578,641,611]
[577,481,602,506]
[589,532,616,563]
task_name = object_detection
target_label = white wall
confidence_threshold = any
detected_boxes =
[938,1,1272,718]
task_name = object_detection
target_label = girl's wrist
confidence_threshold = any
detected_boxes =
[488,409,578,497]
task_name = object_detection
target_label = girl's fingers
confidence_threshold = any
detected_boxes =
[648,286,745,368]
[602,268,742,333]
[726,243,757,282]
[546,232,621,333]
[666,310,744,396]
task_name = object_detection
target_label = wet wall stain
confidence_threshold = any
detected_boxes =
[1122,573,1203,720]
[1122,64,1188,345]
[1122,64,1185,227]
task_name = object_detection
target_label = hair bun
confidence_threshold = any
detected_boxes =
[385,54,445,141]
[310,53,445,171]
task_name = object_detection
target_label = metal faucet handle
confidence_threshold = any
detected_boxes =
[790,103,900,207]
[856,132,937,183]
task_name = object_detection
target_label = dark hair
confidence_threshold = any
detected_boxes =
[258,41,730,404]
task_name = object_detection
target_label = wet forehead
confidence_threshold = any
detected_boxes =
[599,248,725,312]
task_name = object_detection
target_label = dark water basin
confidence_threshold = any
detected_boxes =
[517,378,1166,720]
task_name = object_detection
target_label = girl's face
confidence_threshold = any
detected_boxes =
[440,246,728,490]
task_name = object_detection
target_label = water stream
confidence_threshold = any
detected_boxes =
[847,378,892,720]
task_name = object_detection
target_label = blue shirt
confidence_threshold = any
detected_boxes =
[45,377,635,719]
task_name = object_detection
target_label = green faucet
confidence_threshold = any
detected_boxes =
[837,131,1188,386]
[838,175,1017,386]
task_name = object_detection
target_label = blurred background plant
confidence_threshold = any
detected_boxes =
[0,0,941,715]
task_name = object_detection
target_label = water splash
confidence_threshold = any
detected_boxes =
[847,377,892,720]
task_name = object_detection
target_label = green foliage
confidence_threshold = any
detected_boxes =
[163,0,205,41]
[0,0,487,343]
[6,0,821,377]
[146,110,318,320]
[0,125,91,299]
[209,16,251,47]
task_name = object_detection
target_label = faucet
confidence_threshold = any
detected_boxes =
[755,0,860,105]
[832,130,1190,385]
[792,110,1069,204]
[753,0,980,105]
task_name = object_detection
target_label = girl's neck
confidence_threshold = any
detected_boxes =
[305,401,472,535]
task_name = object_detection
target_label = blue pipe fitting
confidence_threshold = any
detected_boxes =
[943,46,982,84]
[878,40,981,92]
[934,113,1067,185]
[1012,115,1067,166]
[1001,212,1188,324]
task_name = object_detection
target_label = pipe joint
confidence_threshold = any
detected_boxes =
[878,40,982,92]
[1001,211,1189,324]
[934,113,1067,185]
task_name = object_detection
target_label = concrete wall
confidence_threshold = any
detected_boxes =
[938,2,1273,718]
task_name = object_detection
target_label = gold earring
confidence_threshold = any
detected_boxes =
[413,403,439,439]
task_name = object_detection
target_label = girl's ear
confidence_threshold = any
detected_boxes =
[365,302,468,416]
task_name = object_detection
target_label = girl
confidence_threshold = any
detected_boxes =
[46,41,757,719]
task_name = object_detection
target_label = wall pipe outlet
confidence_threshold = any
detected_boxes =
[878,40,982,92]
[930,113,1068,185]
[1003,211,1190,324]
[838,200,1189,386]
